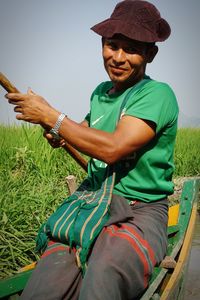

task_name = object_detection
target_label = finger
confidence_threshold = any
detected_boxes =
[43,132,57,142]
[5,93,27,101]
[14,105,23,113]
[27,87,36,95]
[45,133,54,140]
[4,93,20,104]
[16,113,24,120]
[8,99,23,105]
[61,141,66,147]
[16,114,32,123]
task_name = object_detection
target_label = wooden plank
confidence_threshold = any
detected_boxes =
[141,178,200,300]
[140,238,183,300]
[168,204,179,226]
[159,178,200,300]
[0,270,32,298]
[160,202,198,300]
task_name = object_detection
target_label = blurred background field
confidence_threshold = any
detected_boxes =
[173,128,200,177]
[0,125,200,278]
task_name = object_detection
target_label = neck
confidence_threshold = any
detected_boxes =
[109,75,145,95]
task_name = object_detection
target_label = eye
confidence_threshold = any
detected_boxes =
[124,46,139,54]
[105,40,118,51]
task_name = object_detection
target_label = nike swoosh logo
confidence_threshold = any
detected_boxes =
[91,115,104,126]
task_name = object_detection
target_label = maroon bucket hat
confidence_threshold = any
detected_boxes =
[91,0,171,43]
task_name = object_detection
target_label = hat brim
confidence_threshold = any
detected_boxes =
[91,18,171,43]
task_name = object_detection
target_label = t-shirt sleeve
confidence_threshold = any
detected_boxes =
[124,82,179,133]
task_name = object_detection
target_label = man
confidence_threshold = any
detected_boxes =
[6,1,179,299]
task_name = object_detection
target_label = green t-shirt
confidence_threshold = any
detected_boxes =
[85,76,179,202]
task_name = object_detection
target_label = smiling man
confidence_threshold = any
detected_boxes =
[6,1,179,299]
[102,36,158,92]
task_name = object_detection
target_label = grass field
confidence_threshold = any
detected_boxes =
[0,125,200,278]
[173,128,200,177]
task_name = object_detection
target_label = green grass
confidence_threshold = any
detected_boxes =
[173,128,200,177]
[0,124,86,278]
[0,125,199,278]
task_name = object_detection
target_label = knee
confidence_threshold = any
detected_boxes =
[81,253,148,300]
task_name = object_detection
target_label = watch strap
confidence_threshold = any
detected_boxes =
[49,113,66,138]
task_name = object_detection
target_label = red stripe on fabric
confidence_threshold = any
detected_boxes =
[41,245,67,259]
[105,225,149,288]
[47,240,58,247]
[121,224,156,265]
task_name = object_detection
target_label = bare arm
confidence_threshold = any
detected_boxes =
[5,92,155,165]
[57,115,155,164]
[43,118,89,147]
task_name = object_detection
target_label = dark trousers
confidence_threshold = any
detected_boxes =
[21,195,168,300]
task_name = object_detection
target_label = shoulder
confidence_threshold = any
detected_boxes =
[152,80,179,111]
[140,77,176,96]
[136,78,178,109]
[124,78,179,131]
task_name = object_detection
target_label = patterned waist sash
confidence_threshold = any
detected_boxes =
[36,168,115,274]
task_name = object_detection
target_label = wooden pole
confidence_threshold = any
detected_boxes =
[66,175,77,195]
[0,72,19,93]
[0,72,88,172]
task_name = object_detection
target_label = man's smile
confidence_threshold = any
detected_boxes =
[109,66,128,75]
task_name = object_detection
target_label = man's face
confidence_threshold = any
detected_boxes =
[102,36,154,92]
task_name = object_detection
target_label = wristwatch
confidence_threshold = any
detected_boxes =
[49,113,66,140]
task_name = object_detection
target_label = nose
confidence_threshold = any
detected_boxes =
[112,48,126,65]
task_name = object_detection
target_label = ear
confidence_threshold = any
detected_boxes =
[146,45,158,63]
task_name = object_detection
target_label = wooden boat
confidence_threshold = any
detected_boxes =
[141,178,200,300]
[0,178,200,300]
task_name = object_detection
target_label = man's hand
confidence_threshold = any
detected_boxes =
[43,131,66,148]
[5,88,57,127]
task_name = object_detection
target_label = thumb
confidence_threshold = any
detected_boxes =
[27,87,36,95]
